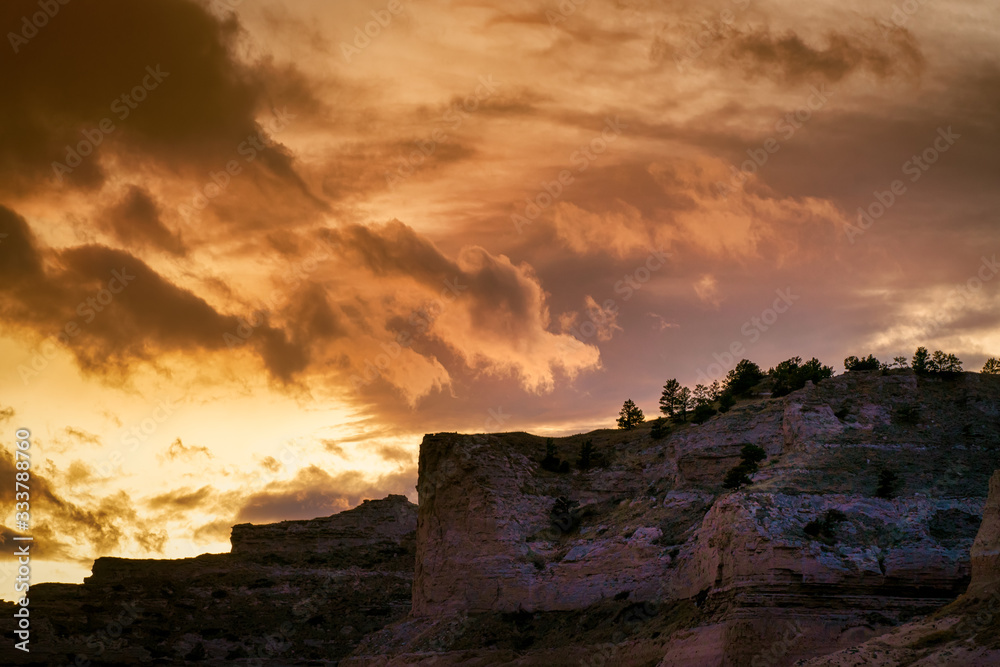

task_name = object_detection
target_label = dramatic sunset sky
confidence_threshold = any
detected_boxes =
[1,0,998,591]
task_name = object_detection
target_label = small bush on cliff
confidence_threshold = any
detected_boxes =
[577,439,594,470]
[876,468,899,499]
[894,404,921,425]
[649,418,668,440]
[722,444,767,490]
[718,391,736,413]
[617,399,645,430]
[691,403,717,424]
[804,509,847,545]
[541,438,570,473]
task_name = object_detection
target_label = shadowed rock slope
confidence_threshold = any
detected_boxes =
[0,495,417,665]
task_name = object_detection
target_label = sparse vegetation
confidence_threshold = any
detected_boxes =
[844,354,881,371]
[769,357,833,397]
[894,404,921,425]
[983,357,1000,374]
[541,438,570,473]
[617,399,645,430]
[911,347,962,374]
[876,468,899,499]
[718,391,735,413]
[722,444,767,490]
[724,359,766,397]
[691,403,717,425]
[649,418,668,440]
[577,439,594,470]
[804,509,847,545]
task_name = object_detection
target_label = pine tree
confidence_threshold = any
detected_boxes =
[659,379,680,416]
[617,399,645,430]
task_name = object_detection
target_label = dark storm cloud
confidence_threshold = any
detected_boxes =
[100,186,186,256]
[0,0,317,196]
[723,27,925,83]
[147,485,215,510]
[0,204,309,383]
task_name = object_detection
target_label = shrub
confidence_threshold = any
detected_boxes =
[983,358,1000,374]
[541,438,570,473]
[769,357,834,397]
[844,354,881,371]
[723,464,754,489]
[725,359,766,397]
[691,403,718,425]
[722,444,767,489]
[617,399,645,430]
[876,468,899,499]
[894,404,920,425]
[718,391,736,413]
[577,439,594,470]
[649,419,668,440]
[804,509,847,544]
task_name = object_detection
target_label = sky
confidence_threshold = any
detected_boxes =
[1,0,998,592]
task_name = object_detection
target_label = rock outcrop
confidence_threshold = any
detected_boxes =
[0,495,417,665]
[353,371,1000,665]
[795,468,1000,666]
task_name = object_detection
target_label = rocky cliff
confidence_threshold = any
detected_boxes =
[350,370,1000,665]
[0,495,417,665]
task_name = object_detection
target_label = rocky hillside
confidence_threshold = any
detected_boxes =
[2,370,998,666]
[349,370,1000,665]
[0,495,417,665]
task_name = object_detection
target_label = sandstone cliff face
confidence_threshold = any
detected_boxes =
[0,495,417,665]
[795,469,1000,667]
[375,371,1000,666]
[971,469,1000,595]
